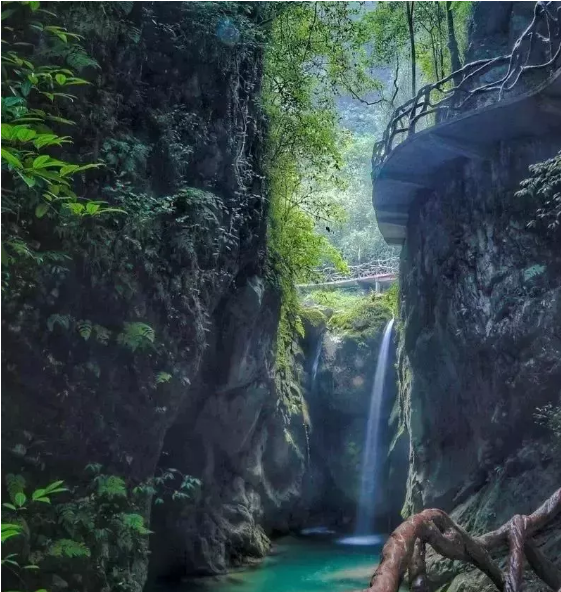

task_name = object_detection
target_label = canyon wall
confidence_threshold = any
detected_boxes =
[398,139,561,589]
[394,5,561,587]
[2,3,305,586]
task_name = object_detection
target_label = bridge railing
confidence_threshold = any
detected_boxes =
[304,257,400,285]
[372,1,561,175]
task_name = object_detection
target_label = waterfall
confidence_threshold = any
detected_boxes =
[354,318,395,537]
[310,337,322,391]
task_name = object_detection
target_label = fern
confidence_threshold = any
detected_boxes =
[155,371,172,384]
[47,538,91,558]
[117,322,155,352]
[58,506,77,527]
[119,513,151,535]
[85,462,102,474]
[96,475,126,499]
[47,313,71,332]
[93,324,111,345]
[76,319,92,340]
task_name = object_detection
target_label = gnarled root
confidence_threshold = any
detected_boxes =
[367,487,561,592]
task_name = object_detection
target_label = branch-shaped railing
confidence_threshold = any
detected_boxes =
[299,257,400,286]
[368,487,561,592]
[373,1,561,175]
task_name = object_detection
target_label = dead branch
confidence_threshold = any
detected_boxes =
[367,488,561,592]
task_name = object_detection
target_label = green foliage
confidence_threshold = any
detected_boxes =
[117,322,155,352]
[1,1,120,287]
[46,314,156,353]
[76,318,92,340]
[516,151,561,235]
[1,476,78,590]
[47,538,90,558]
[298,306,328,330]
[364,2,473,88]
[2,464,200,592]
[304,289,394,342]
[326,134,399,266]
[95,475,127,499]
[535,403,561,448]
[265,3,392,419]
[155,371,172,384]
[1,523,23,544]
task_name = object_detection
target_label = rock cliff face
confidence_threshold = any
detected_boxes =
[149,279,306,576]
[398,138,561,589]
[393,4,561,588]
[1,3,304,585]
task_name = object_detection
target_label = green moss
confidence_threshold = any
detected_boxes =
[298,305,327,328]
[303,289,394,343]
[329,300,390,341]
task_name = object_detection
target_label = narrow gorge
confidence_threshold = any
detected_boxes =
[1,3,560,592]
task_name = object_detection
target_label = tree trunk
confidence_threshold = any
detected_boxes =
[406,2,416,96]
[446,1,462,84]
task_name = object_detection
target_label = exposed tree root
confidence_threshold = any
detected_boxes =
[367,488,561,592]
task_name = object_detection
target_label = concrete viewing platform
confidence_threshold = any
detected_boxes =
[373,2,561,245]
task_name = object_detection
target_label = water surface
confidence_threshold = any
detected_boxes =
[160,535,382,592]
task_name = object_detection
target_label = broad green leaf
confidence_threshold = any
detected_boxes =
[33,497,51,503]
[2,96,24,108]
[20,80,32,97]
[1,147,23,168]
[60,164,78,176]
[32,488,46,500]
[1,524,22,543]
[33,155,50,168]
[14,492,26,507]
[35,203,49,218]
[16,128,36,142]
[2,503,17,511]
[18,172,36,188]
[43,480,65,494]
[66,77,90,86]
[1,124,14,140]
[85,202,100,215]
[55,73,67,85]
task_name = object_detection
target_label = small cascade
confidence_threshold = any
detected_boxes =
[310,337,322,392]
[351,318,395,541]
[303,421,311,467]
[304,337,322,468]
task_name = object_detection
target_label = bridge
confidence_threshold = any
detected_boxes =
[373,1,561,245]
[297,258,399,292]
